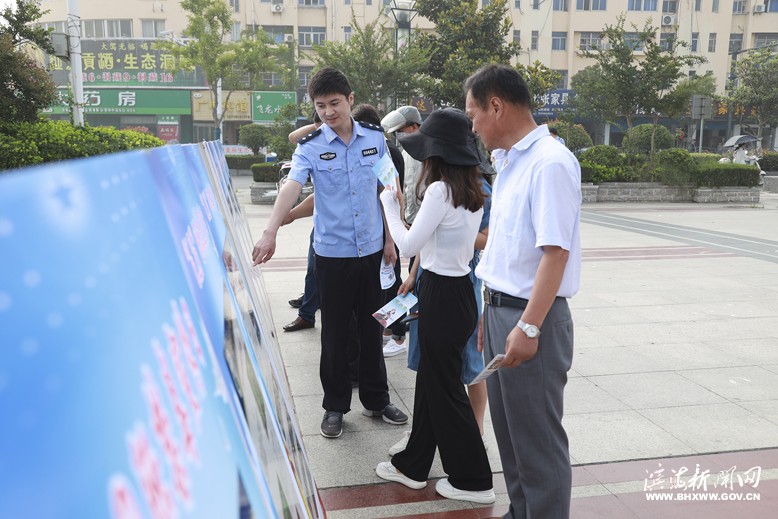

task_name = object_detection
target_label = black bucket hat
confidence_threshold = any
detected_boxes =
[397,108,481,166]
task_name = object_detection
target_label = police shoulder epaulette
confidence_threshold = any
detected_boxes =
[299,128,322,144]
[359,122,384,132]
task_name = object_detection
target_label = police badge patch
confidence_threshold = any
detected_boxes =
[320,152,337,160]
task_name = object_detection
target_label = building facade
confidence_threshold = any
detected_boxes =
[36,0,778,148]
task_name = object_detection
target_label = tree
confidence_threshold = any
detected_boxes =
[729,46,778,148]
[309,14,428,110]
[415,0,520,108]
[265,104,298,160]
[157,0,277,137]
[238,124,270,156]
[570,16,710,157]
[517,61,562,112]
[0,0,57,123]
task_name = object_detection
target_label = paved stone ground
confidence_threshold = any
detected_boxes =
[235,176,778,517]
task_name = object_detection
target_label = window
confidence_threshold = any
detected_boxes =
[141,19,165,38]
[483,0,491,6]
[533,0,540,8]
[345,0,350,4]
[579,31,603,50]
[660,32,675,51]
[577,0,606,9]
[39,20,67,33]
[299,66,314,88]
[232,22,241,41]
[769,0,778,12]
[299,26,326,46]
[263,25,293,44]
[695,0,702,10]
[628,0,657,10]
[754,33,778,48]
[552,32,567,50]
[553,0,568,9]
[624,32,645,51]
[691,32,699,52]
[662,0,677,12]
[728,33,743,53]
[554,70,568,88]
[106,20,132,38]
[344,26,352,41]
[712,0,719,11]
[230,0,240,12]
[82,20,105,38]
[708,32,716,52]
[732,0,746,13]
[513,30,521,43]
[531,31,539,50]
[299,0,325,5]
[515,0,522,7]
[261,72,285,87]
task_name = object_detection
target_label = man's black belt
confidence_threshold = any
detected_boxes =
[483,288,528,309]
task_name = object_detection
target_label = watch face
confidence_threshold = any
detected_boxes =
[526,326,539,338]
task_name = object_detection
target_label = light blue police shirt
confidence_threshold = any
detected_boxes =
[287,119,386,258]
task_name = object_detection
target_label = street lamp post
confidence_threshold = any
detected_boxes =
[388,0,417,109]
[66,0,84,126]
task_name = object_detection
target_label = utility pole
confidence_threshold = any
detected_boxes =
[66,0,84,126]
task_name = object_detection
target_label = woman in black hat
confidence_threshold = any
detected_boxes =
[376,108,495,504]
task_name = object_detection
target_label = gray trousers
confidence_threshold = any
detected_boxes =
[483,297,574,519]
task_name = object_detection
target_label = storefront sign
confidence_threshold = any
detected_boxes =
[191,91,253,122]
[251,91,297,123]
[44,89,192,115]
[534,89,575,117]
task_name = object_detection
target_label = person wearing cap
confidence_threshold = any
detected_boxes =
[381,106,424,228]
[252,67,408,439]
[375,107,495,505]
[465,64,581,519]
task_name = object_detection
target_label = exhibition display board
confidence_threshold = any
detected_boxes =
[0,143,324,519]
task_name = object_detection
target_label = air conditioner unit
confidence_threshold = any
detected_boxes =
[283,33,294,43]
[754,4,766,13]
[272,3,284,12]
[661,14,675,26]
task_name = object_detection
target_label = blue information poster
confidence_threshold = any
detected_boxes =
[0,143,324,518]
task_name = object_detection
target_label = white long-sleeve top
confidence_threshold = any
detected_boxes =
[380,181,483,277]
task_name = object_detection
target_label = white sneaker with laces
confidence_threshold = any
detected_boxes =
[376,461,427,489]
[388,429,411,456]
[383,337,407,358]
[435,478,495,504]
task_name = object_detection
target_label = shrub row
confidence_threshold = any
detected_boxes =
[759,152,778,171]
[225,154,265,170]
[251,162,282,182]
[0,119,163,172]
[579,145,760,188]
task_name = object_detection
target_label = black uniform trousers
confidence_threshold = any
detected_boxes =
[392,270,492,491]
[315,250,389,413]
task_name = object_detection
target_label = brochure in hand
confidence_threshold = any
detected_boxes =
[468,354,506,385]
[372,292,418,328]
[379,258,396,289]
[372,153,399,188]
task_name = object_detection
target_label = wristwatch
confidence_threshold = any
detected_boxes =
[517,320,540,339]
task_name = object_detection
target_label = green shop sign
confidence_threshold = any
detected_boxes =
[251,91,297,122]
[47,39,206,88]
[44,89,192,116]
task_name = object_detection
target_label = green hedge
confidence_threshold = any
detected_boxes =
[654,148,698,186]
[580,161,638,183]
[622,124,673,155]
[760,152,778,171]
[691,152,722,166]
[692,163,761,188]
[0,119,163,171]
[251,162,282,182]
[225,154,265,170]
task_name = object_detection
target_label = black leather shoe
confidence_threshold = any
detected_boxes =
[288,295,303,309]
[283,316,314,332]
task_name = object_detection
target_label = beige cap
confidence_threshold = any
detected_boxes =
[381,105,423,133]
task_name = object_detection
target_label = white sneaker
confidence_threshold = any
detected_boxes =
[388,429,411,456]
[376,461,427,489]
[383,338,407,358]
[435,478,495,504]
[382,330,392,343]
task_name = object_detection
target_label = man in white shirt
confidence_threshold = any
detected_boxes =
[464,64,582,519]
